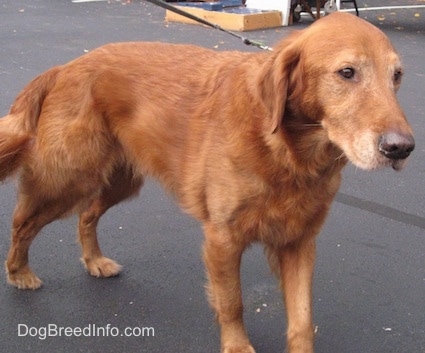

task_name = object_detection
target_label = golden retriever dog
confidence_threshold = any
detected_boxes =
[0,12,414,353]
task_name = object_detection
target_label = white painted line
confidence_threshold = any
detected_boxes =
[72,0,109,3]
[350,5,425,11]
[303,4,425,16]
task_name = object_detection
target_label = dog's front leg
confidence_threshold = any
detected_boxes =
[278,236,316,353]
[203,222,255,353]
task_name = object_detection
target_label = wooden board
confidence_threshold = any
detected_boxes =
[165,6,282,31]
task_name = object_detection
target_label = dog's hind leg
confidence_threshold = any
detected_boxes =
[6,193,78,290]
[78,166,143,278]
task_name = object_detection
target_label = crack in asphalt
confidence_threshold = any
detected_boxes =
[335,192,425,230]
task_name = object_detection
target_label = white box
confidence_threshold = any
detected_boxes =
[246,0,291,26]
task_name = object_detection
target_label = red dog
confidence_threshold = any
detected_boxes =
[0,13,414,353]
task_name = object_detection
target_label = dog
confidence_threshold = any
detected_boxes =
[0,12,414,353]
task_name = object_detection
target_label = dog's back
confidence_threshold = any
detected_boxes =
[0,43,243,203]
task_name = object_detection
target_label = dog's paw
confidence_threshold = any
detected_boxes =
[6,266,42,290]
[81,256,122,278]
[222,344,256,353]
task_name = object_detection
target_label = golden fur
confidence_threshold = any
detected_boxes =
[0,13,414,353]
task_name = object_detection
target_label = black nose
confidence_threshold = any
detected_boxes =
[379,132,415,160]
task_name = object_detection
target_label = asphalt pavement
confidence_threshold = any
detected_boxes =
[0,1,424,352]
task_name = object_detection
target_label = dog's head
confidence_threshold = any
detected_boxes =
[258,12,414,171]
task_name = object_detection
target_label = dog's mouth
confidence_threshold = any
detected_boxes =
[389,158,407,171]
[337,133,414,171]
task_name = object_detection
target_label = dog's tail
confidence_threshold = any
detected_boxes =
[0,66,60,181]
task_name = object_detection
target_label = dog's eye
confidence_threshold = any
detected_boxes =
[394,69,403,83]
[338,67,356,79]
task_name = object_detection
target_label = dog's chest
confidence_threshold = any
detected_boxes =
[225,177,339,246]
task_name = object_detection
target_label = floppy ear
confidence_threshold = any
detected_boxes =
[256,32,303,134]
